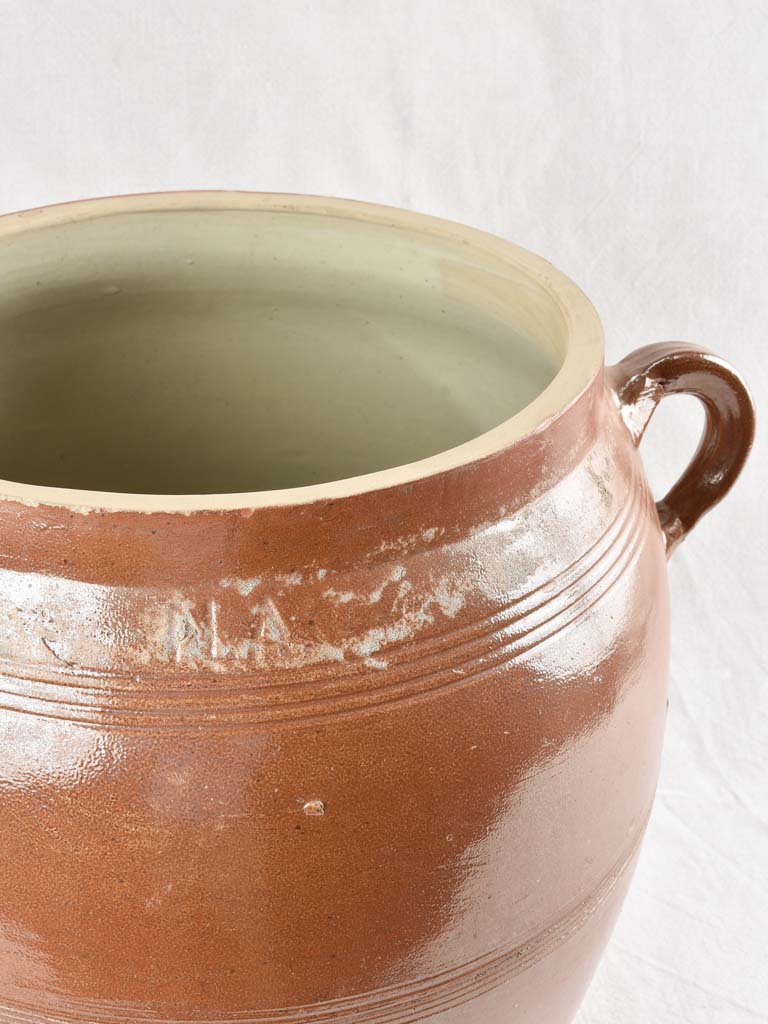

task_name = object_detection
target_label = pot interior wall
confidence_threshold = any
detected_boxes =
[0,208,566,494]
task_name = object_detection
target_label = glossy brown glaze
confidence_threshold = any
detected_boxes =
[0,200,755,1024]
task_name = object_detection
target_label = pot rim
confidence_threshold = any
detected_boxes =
[0,190,604,514]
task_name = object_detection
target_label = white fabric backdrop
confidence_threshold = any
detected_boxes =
[0,2,765,1020]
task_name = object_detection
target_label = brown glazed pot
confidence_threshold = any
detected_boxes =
[0,193,755,1024]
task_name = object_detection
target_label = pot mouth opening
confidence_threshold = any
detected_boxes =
[0,191,603,513]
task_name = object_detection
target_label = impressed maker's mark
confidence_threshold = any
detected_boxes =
[164,597,291,663]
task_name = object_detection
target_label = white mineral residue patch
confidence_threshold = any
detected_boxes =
[274,570,304,587]
[431,577,467,617]
[323,587,356,604]
[323,564,406,606]
[220,575,262,596]
[345,575,468,659]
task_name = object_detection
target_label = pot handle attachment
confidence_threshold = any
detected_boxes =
[608,342,755,557]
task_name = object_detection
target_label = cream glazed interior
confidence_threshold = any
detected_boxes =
[0,193,603,510]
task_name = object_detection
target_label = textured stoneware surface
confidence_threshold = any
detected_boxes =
[0,194,754,1024]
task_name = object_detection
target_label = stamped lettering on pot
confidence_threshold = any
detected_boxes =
[164,595,291,664]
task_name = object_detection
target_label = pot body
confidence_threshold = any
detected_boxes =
[0,194,754,1024]
[0,371,670,1024]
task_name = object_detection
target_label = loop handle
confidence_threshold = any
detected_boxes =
[608,342,755,556]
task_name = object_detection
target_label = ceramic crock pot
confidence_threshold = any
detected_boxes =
[0,193,754,1024]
